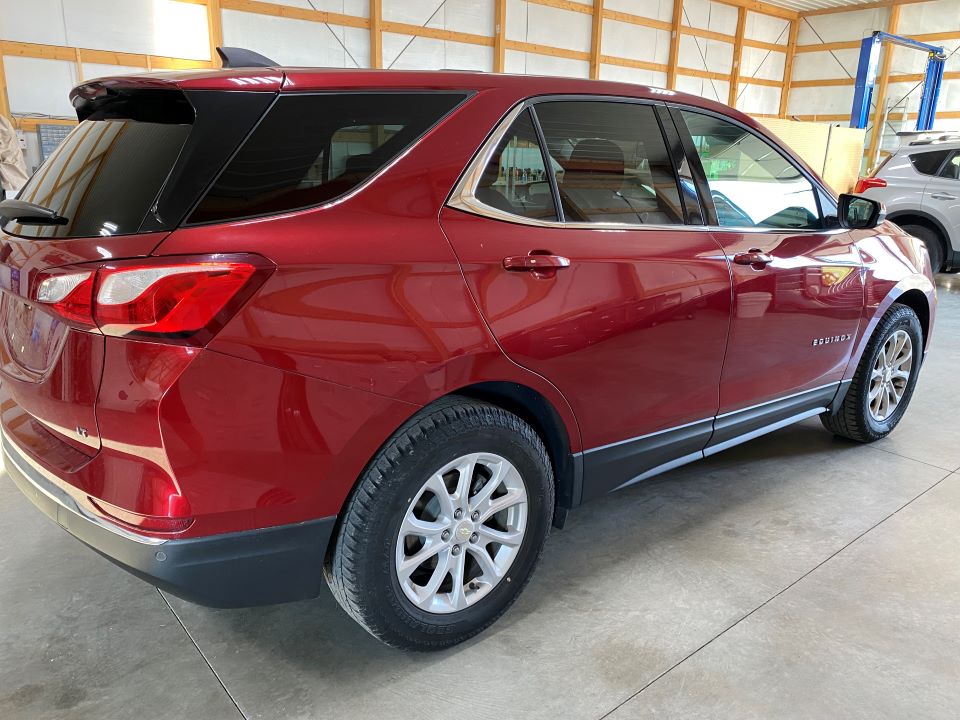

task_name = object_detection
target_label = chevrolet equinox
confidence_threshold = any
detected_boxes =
[0,59,936,649]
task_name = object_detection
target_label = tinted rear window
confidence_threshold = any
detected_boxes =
[7,118,190,239]
[909,149,950,176]
[188,92,467,224]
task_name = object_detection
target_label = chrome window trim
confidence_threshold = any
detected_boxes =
[446,94,846,236]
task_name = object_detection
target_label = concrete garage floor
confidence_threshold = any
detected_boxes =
[2,277,959,720]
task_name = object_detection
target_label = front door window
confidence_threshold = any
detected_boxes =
[680,110,823,230]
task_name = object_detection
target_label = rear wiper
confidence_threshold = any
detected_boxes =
[0,199,69,226]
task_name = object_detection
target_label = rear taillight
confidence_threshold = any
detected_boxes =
[34,255,270,344]
[854,177,887,194]
[36,271,96,326]
[95,262,256,336]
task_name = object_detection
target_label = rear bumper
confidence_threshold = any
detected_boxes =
[3,431,335,608]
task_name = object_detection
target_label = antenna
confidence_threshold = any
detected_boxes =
[215,47,278,69]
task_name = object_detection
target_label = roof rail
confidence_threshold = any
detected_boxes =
[898,130,960,145]
[215,46,278,69]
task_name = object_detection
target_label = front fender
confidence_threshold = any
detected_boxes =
[845,230,936,381]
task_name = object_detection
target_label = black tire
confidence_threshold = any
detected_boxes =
[821,303,923,442]
[325,397,554,650]
[900,224,944,273]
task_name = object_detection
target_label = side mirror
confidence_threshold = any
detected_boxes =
[837,193,886,230]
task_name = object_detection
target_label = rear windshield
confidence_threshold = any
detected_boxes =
[187,92,467,224]
[8,112,191,239]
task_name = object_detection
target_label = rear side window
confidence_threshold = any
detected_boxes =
[534,101,684,225]
[8,107,191,239]
[188,92,467,224]
[909,149,950,176]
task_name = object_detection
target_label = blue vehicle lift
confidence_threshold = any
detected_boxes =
[850,31,946,131]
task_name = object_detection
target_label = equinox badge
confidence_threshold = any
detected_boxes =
[812,334,852,346]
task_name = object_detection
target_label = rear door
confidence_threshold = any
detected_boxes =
[0,83,273,461]
[921,150,960,245]
[671,107,863,448]
[442,98,732,501]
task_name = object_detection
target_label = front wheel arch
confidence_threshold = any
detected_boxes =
[894,288,931,350]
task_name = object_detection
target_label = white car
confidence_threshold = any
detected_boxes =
[857,135,960,273]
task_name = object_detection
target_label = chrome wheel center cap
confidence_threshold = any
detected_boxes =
[455,523,473,542]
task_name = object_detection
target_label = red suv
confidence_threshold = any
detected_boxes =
[1,63,936,650]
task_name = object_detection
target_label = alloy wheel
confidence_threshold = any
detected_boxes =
[395,452,528,614]
[868,329,913,422]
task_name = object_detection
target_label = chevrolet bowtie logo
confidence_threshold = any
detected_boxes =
[812,334,852,346]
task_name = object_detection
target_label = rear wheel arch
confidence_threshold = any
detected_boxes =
[454,382,580,522]
[887,211,949,268]
[325,381,579,566]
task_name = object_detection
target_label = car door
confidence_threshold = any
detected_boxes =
[441,98,732,501]
[921,149,960,246]
[671,108,864,452]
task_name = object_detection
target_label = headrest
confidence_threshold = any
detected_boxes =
[344,153,379,176]
[479,160,502,188]
[566,138,625,176]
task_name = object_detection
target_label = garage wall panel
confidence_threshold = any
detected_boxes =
[383,34,492,71]
[737,83,780,115]
[681,0,738,35]
[740,46,785,82]
[599,63,667,88]
[797,8,889,45]
[792,48,859,82]
[384,0,494,37]
[897,0,957,36]
[507,0,593,47]
[222,10,369,68]
[601,18,669,65]
[676,75,729,105]
[788,86,853,118]
[0,0,209,60]
[604,0,673,24]
[504,49,589,78]
[247,0,368,12]
[5,56,77,117]
[65,0,209,60]
[0,0,69,46]
[679,35,733,74]
[744,11,788,45]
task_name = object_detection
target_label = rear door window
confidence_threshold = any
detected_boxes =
[938,152,959,180]
[533,101,685,225]
[188,92,467,224]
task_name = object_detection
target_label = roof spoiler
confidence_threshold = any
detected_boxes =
[216,46,278,69]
